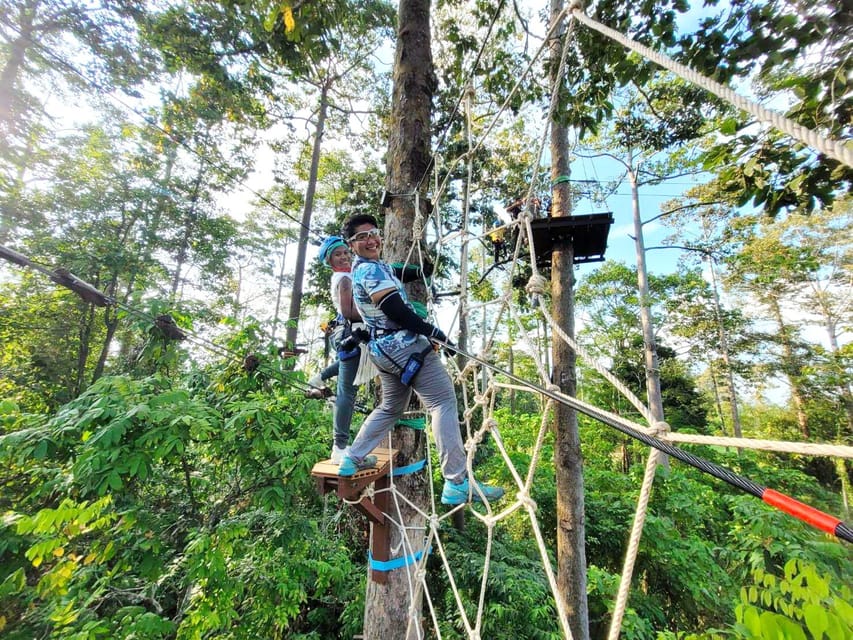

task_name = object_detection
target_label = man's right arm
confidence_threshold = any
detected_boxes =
[375,290,446,342]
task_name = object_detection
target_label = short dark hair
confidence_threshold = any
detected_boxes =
[342,214,379,241]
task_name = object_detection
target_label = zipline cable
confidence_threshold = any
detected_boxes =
[434,340,853,544]
[0,244,371,410]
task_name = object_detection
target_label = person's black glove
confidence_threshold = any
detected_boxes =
[429,326,447,344]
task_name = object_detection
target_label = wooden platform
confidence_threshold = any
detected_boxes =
[311,447,396,490]
[529,212,614,265]
[311,448,397,583]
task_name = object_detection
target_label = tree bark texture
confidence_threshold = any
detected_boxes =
[549,2,590,637]
[363,1,435,638]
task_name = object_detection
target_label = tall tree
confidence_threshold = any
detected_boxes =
[362,0,433,636]
[0,0,155,240]
[547,1,589,637]
[724,215,818,438]
[281,5,394,350]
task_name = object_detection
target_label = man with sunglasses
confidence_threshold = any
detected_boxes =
[338,213,504,506]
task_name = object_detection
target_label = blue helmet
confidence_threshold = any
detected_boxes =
[318,236,347,264]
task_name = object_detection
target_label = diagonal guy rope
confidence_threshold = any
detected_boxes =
[570,6,853,168]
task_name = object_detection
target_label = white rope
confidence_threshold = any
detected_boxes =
[427,7,570,220]
[570,8,853,168]
[663,432,853,459]
[607,448,663,640]
[536,295,656,424]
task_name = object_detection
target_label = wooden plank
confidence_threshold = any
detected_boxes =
[310,447,396,479]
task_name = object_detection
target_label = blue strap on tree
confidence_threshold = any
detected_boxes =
[391,459,426,476]
[369,547,431,572]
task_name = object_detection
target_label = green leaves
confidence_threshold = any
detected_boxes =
[0,359,361,638]
[735,560,853,640]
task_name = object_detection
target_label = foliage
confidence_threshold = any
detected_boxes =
[429,530,563,640]
[732,559,853,640]
[2,1,852,638]
[0,346,366,638]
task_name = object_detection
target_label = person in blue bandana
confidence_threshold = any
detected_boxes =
[306,236,367,463]
[339,213,504,506]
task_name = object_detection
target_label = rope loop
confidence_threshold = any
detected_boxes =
[468,430,485,448]
[567,0,584,13]
[546,383,562,395]
[483,418,498,431]
[519,492,537,511]
[460,360,478,377]
[526,274,548,295]
[652,421,671,436]
[428,514,440,531]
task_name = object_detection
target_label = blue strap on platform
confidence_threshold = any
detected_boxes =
[369,547,431,572]
[391,459,426,476]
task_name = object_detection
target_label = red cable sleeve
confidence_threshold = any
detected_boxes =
[762,489,841,535]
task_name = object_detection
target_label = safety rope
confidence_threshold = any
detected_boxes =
[569,6,853,168]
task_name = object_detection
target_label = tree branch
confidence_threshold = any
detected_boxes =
[643,200,723,225]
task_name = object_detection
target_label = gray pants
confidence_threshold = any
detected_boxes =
[349,350,466,483]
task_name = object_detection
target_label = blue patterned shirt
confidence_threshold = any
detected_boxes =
[351,257,423,359]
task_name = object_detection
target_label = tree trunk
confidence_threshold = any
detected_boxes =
[813,287,852,515]
[92,312,119,383]
[362,1,434,638]
[549,2,589,638]
[708,255,742,438]
[627,159,665,428]
[768,297,809,438]
[285,79,331,351]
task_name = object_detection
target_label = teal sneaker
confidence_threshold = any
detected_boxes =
[441,478,505,505]
[338,455,378,477]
